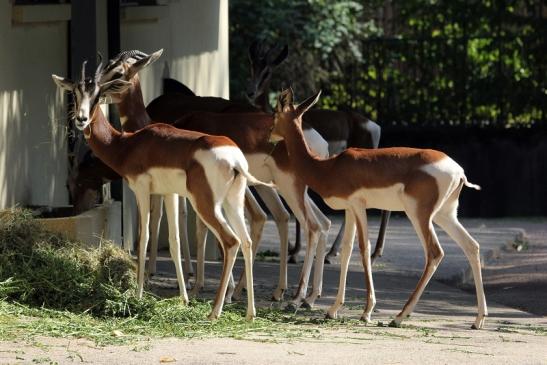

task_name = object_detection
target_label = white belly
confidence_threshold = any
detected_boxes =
[127,167,188,196]
[324,183,406,211]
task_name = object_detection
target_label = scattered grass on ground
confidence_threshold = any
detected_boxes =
[0,209,370,346]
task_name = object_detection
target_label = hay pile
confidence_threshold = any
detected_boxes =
[0,208,153,317]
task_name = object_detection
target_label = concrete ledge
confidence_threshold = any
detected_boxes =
[37,201,122,247]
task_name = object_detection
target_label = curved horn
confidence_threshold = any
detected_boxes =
[95,52,104,83]
[80,60,88,83]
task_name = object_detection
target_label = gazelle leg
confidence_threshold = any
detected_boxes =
[326,211,356,319]
[164,193,188,303]
[354,208,376,323]
[326,219,344,262]
[225,272,235,304]
[288,206,319,309]
[178,197,194,277]
[233,188,267,301]
[198,205,240,320]
[254,185,290,301]
[277,188,320,309]
[303,199,331,308]
[371,210,391,263]
[133,186,151,299]
[208,238,239,320]
[148,195,163,276]
[391,203,443,328]
[224,191,256,320]
[434,212,487,329]
[190,217,208,297]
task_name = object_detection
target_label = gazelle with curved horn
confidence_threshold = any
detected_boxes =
[246,40,390,264]
[100,50,331,307]
[52,61,271,320]
[71,50,330,303]
[269,88,487,329]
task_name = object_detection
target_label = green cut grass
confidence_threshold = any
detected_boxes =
[0,208,346,345]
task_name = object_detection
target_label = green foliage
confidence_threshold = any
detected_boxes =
[229,0,546,126]
[229,0,383,101]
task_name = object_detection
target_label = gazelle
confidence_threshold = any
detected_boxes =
[71,50,329,303]
[99,49,270,300]
[246,40,391,263]
[269,88,488,329]
[52,61,268,320]
[117,51,331,305]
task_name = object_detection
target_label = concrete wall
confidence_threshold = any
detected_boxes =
[0,1,229,217]
[121,0,229,102]
[0,3,69,209]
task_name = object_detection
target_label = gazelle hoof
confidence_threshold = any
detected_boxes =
[271,288,285,302]
[207,312,219,321]
[301,301,312,310]
[388,319,401,328]
[284,302,299,313]
[325,311,337,320]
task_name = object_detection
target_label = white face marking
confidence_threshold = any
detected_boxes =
[73,88,90,130]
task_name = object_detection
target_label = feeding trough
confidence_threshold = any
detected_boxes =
[29,200,122,247]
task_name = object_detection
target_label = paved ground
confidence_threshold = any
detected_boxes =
[1,215,546,364]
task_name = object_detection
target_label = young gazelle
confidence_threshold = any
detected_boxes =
[52,61,268,320]
[269,88,488,329]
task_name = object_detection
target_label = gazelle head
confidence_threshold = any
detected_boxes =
[246,41,288,103]
[52,60,132,131]
[99,49,163,84]
[269,88,321,143]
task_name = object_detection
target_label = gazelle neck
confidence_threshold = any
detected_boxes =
[117,74,151,131]
[85,107,124,175]
[281,116,327,190]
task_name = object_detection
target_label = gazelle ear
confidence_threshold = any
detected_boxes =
[52,75,75,91]
[128,49,163,76]
[295,90,321,117]
[99,79,132,100]
[269,44,288,66]
[276,87,294,112]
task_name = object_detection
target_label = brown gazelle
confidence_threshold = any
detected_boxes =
[74,50,329,304]
[52,61,268,320]
[246,40,390,263]
[269,88,488,329]
[100,50,331,308]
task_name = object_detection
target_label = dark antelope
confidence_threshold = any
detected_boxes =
[246,40,391,263]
